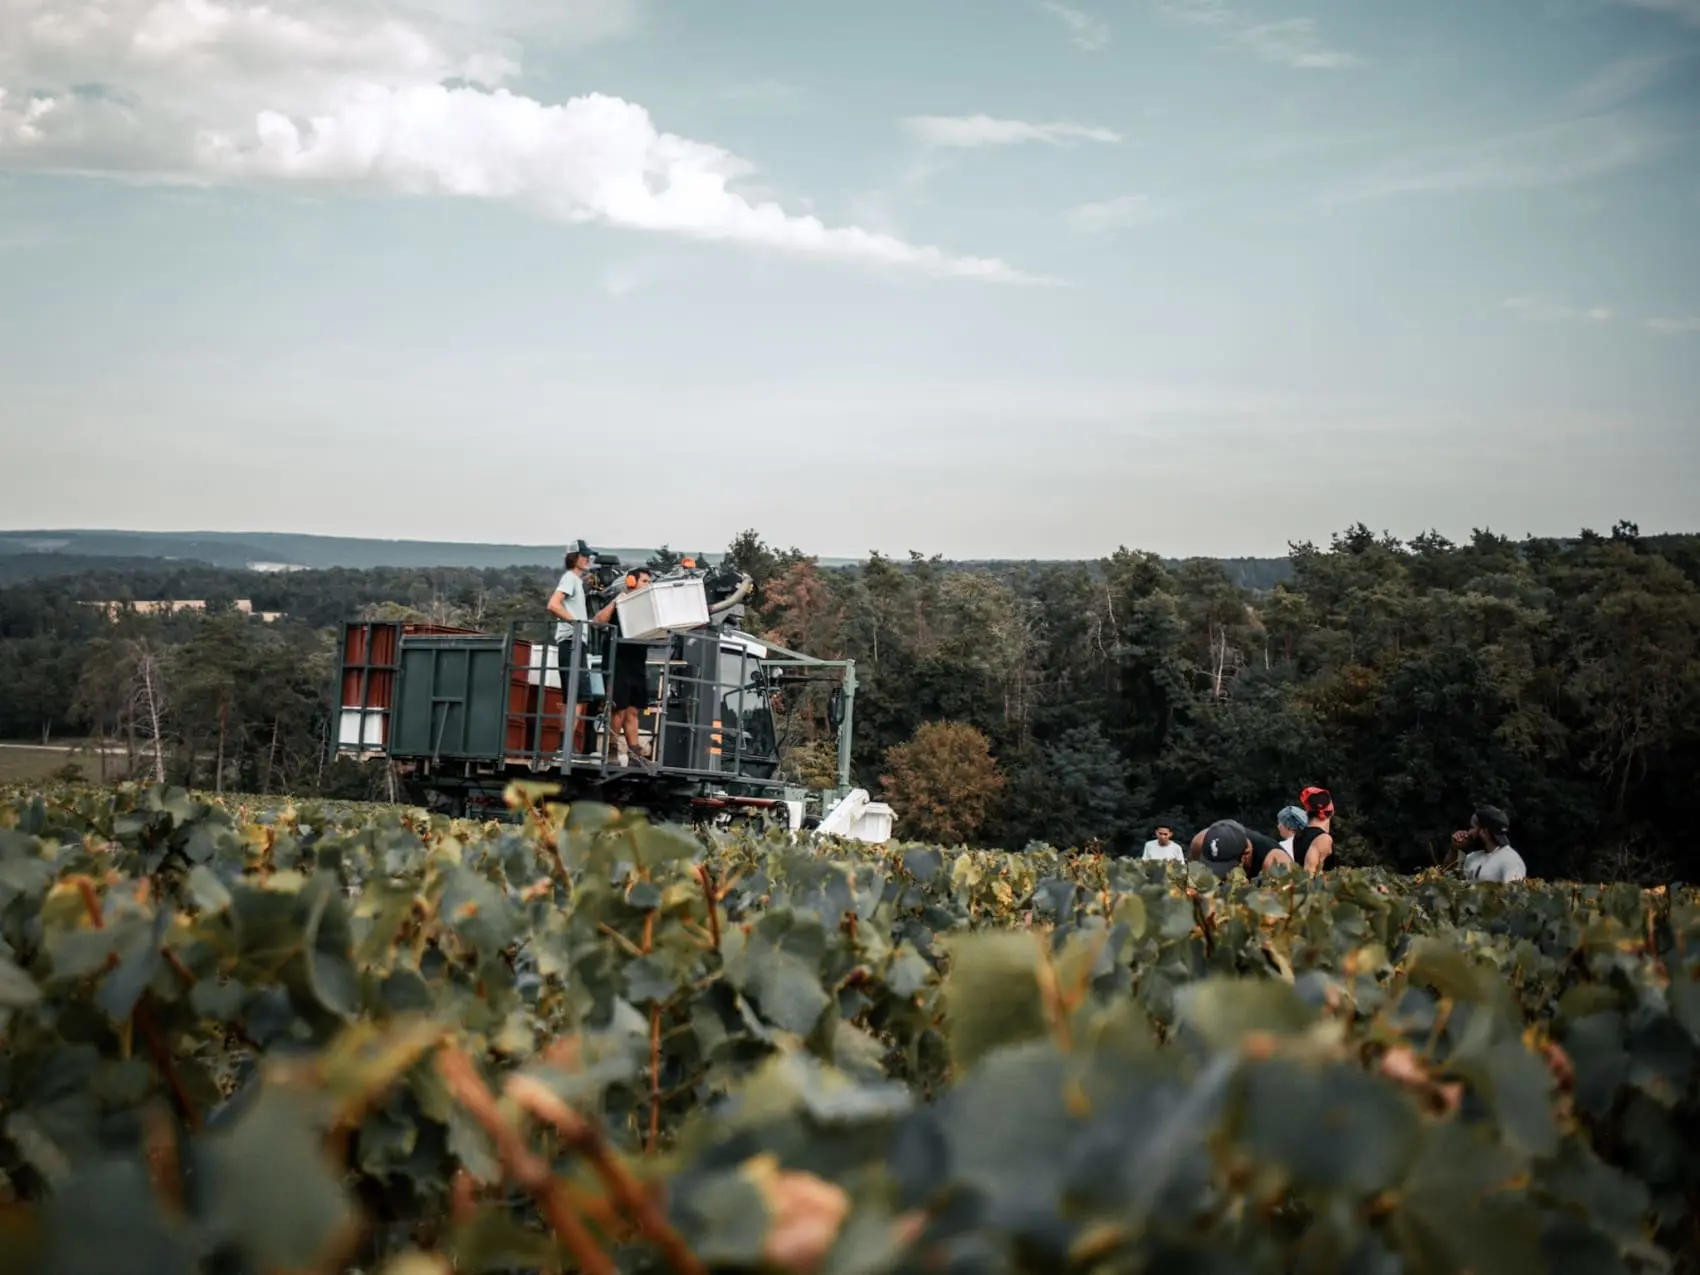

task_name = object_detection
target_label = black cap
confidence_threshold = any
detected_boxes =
[1200,819,1249,879]
[1473,805,1511,843]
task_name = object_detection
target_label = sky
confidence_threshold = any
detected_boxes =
[0,0,1697,561]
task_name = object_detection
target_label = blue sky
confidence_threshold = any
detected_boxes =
[1,0,1697,559]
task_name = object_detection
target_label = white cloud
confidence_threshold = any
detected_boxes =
[902,114,1121,148]
[410,0,642,46]
[715,78,802,106]
[1041,2,1109,51]
[1504,301,1700,335]
[1154,1,1359,69]
[1066,193,1157,233]
[1155,0,1233,27]
[601,257,659,298]
[1235,19,1361,70]
[0,0,1036,282]
[1618,0,1700,26]
[1504,297,1613,323]
[1326,114,1657,203]
[1572,51,1684,110]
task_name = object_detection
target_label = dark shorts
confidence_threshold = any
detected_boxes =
[610,644,651,711]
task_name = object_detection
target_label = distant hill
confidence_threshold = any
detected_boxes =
[0,529,1292,589]
[0,530,663,571]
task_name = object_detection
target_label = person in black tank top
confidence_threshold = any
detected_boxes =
[1296,786,1336,872]
[1293,825,1328,869]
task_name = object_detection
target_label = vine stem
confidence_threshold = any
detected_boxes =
[695,864,722,948]
[435,1046,616,1275]
[641,912,662,1154]
[506,1074,708,1275]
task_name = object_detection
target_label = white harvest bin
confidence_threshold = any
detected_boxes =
[817,789,896,845]
[525,640,603,691]
[615,578,709,640]
[338,708,387,748]
[848,802,894,844]
[526,640,560,689]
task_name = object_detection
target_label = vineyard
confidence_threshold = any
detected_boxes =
[0,784,1696,1275]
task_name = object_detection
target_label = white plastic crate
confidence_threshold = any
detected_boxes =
[816,789,896,844]
[615,577,709,640]
[849,802,894,844]
[524,640,604,693]
[337,708,387,748]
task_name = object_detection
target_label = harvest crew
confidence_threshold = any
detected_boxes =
[593,567,655,769]
[1452,805,1527,882]
[1293,786,1336,872]
[546,541,593,756]
[1194,818,1293,879]
[1141,826,1185,862]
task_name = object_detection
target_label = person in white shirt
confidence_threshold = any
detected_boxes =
[1276,806,1308,859]
[546,542,593,756]
[1451,805,1528,883]
[1141,826,1184,862]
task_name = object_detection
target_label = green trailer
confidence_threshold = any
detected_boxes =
[329,606,864,831]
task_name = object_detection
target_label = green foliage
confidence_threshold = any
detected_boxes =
[1,786,1697,1273]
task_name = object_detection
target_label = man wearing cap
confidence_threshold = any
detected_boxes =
[1192,818,1292,880]
[1451,806,1527,882]
[547,543,593,755]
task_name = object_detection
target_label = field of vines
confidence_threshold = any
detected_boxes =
[1,783,1697,1275]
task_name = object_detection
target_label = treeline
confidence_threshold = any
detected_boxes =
[718,523,1700,884]
[0,522,1696,881]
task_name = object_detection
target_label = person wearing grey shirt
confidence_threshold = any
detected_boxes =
[547,543,593,756]
[1451,805,1528,882]
[548,543,591,642]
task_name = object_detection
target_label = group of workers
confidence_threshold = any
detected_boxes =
[545,543,655,768]
[1139,790,1530,883]
[543,543,1541,885]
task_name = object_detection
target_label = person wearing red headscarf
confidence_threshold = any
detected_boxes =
[1293,786,1335,872]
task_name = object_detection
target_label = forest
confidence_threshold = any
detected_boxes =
[0,521,1695,884]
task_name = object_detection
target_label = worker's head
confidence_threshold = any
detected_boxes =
[1276,806,1308,837]
[625,568,652,591]
[1154,826,1173,844]
[1300,786,1335,821]
[564,542,591,572]
[1201,819,1250,879]
[1471,805,1511,848]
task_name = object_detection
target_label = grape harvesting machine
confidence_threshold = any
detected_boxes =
[327,553,894,841]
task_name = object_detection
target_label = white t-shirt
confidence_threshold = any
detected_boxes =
[1463,844,1527,883]
[553,570,588,641]
[1142,838,1184,862]
[1279,835,1296,859]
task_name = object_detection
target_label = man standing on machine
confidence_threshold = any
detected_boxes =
[547,542,593,756]
[594,567,655,768]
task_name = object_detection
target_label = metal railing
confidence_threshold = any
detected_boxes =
[499,619,781,784]
[331,616,855,793]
